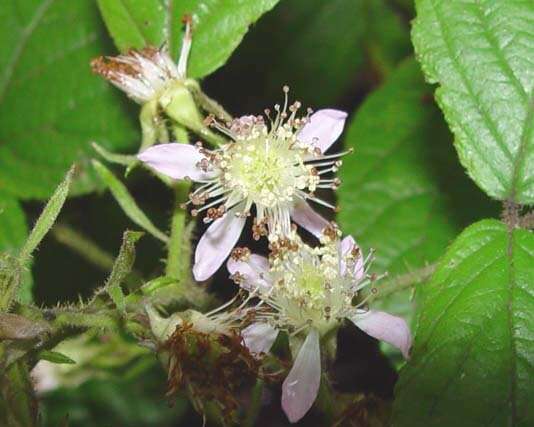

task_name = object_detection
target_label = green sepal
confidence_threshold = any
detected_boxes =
[38,350,76,365]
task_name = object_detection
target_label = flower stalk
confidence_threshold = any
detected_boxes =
[166,182,192,282]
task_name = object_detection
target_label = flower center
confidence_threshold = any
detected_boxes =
[221,130,315,208]
[296,264,327,298]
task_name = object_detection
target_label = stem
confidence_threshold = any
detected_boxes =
[166,183,191,281]
[371,263,437,302]
[244,379,264,427]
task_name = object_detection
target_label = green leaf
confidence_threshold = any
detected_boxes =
[105,230,143,313]
[0,0,138,199]
[96,0,166,51]
[98,0,280,79]
[169,0,281,78]
[338,59,497,329]
[92,160,168,243]
[0,194,28,255]
[392,220,534,426]
[20,168,74,265]
[38,350,76,365]
[412,0,534,204]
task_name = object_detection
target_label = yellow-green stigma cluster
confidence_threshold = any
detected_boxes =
[257,233,373,336]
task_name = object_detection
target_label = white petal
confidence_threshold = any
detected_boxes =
[137,143,215,181]
[351,310,412,359]
[282,329,321,423]
[291,201,329,238]
[31,361,59,394]
[340,235,364,280]
[226,254,272,292]
[297,109,347,153]
[241,322,279,356]
[193,210,246,281]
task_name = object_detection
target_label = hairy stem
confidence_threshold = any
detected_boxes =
[166,184,191,282]
[371,263,437,301]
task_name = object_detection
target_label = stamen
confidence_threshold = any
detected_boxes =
[177,15,193,78]
[304,149,353,162]
[300,192,337,210]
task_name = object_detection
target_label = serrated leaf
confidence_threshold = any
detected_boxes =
[98,0,280,79]
[92,160,168,243]
[412,0,534,204]
[38,350,76,365]
[0,0,138,199]
[338,59,497,330]
[392,219,534,427]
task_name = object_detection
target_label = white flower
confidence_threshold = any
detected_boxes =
[91,20,191,104]
[138,91,349,281]
[91,46,184,104]
[227,234,411,423]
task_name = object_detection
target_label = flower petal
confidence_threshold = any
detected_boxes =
[241,322,279,355]
[297,109,348,153]
[137,143,215,181]
[193,210,246,281]
[227,254,272,292]
[282,329,321,423]
[291,201,329,238]
[340,235,365,280]
[350,310,412,358]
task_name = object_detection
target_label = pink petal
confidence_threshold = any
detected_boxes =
[137,143,215,181]
[297,109,347,153]
[351,310,412,358]
[227,254,272,292]
[193,210,246,281]
[282,329,321,423]
[241,322,279,355]
[340,235,365,280]
[291,201,330,239]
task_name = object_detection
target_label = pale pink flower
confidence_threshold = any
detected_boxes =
[138,95,348,281]
[228,234,411,423]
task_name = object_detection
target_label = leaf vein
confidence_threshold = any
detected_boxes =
[429,0,514,162]
[0,0,56,105]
